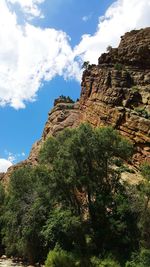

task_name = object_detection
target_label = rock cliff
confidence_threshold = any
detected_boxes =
[79,28,150,165]
[1,27,150,183]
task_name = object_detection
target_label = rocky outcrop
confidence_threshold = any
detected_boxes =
[79,28,150,165]
[98,28,150,68]
[28,97,81,164]
[2,27,150,184]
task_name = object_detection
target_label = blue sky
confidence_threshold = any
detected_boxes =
[0,0,150,172]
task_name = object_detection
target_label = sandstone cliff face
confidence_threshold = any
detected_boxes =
[28,96,81,165]
[79,28,150,165]
[2,27,150,183]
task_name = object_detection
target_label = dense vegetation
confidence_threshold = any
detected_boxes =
[0,124,150,266]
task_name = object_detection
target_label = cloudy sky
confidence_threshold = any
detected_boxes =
[0,0,150,172]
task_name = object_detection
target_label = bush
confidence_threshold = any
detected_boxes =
[82,61,90,70]
[118,165,135,174]
[114,63,123,71]
[45,248,76,267]
[134,107,150,119]
[113,158,124,167]
[125,249,150,267]
[91,256,120,267]
[106,45,113,52]
[131,86,139,93]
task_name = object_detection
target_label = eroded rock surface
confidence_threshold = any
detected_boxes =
[79,28,150,165]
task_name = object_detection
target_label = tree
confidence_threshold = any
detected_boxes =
[137,163,150,249]
[2,124,139,264]
[2,166,52,263]
[40,124,136,258]
[0,183,5,255]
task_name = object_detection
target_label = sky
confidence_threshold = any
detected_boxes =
[0,0,150,172]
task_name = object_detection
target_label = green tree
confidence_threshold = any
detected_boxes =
[42,208,85,253]
[2,124,139,264]
[2,166,52,263]
[40,124,136,258]
[0,183,5,255]
[137,163,150,249]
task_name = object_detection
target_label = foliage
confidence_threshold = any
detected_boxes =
[134,107,150,119]
[91,256,120,267]
[106,45,113,52]
[141,163,150,180]
[0,183,5,254]
[40,124,136,258]
[114,63,123,71]
[2,166,52,262]
[82,61,90,70]
[131,86,139,93]
[1,124,147,266]
[137,163,150,249]
[45,247,77,267]
[118,165,135,174]
[59,95,74,103]
[42,208,85,253]
[125,249,150,267]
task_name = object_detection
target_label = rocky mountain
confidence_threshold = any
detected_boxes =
[1,27,150,183]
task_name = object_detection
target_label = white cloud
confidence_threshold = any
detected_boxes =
[7,0,45,18]
[0,0,81,109]
[75,0,150,63]
[0,150,27,172]
[0,158,12,172]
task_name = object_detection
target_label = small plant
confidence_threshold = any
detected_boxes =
[113,158,124,167]
[118,165,135,174]
[114,63,123,71]
[66,104,74,109]
[106,45,113,52]
[81,61,90,70]
[131,86,139,93]
[134,107,150,119]
[57,95,74,103]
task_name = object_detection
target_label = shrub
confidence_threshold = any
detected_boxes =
[114,63,123,71]
[131,86,139,93]
[82,61,90,70]
[118,165,135,174]
[134,107,150,119]
[113,158,124,167]
[45,248,76,267]
[91,256,120,267]
[125,249,150,267]
[106,45,113,52]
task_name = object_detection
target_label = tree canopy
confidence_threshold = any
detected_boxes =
[0,124,149,266]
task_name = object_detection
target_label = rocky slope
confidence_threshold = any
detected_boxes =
[1,27,150,183]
